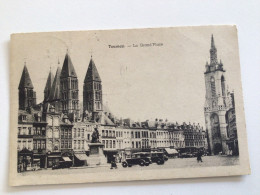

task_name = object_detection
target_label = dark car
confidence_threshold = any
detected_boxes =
[52,161,72,170]
[179,153,194,158]
[122,152,151,167]
[150,152,165,165]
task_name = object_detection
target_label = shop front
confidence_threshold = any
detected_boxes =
[17,148,33,172]
[46,152,61,168]
[74,151,88,166]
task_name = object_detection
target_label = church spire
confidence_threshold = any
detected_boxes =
[211,34,215,49]
[48,67,61,101]
[210,34,218,65]
[18,64,34,89]
[60,53,77,78]
[44,68,54,101]
[84,57,101,83]
[18,63,36,110]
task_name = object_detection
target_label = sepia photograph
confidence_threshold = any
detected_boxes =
[9,25,250,186]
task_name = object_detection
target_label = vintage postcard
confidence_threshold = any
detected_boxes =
[9,25,250,186]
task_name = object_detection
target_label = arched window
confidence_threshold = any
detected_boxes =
[221,75,225,96]
[210,77,216,97]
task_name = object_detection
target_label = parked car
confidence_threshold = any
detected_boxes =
[150,152,165,165]
[122,152,151,167]
[52,161,72,170]
[180,153,194,158]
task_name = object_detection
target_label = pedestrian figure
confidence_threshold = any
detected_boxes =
[110,155,117,169]
[197,151,203,163]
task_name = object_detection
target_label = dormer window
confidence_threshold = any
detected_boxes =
[21,115,27,121]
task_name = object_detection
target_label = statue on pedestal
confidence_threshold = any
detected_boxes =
[91,128,100,143]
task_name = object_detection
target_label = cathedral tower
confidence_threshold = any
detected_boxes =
[60,52,79,118]
[204,35,234,155]
[18,64,36,110]
[83,56,103,121]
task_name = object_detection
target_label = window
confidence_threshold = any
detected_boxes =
[87,134,90,140]
[18,127,21,135]
[37,127,41,135]
[61,140,64,149]
[81,129,84,138]
[64,129,68,138]
[210,77,216,97]
[74,128,76,138]
[23,141,26,148]
[78,129,80,137]
[82,140,84,149]
[33,141,37,150]
[109,140,112,148]
[65,140,68,149]
[74,140,77,149]
[22,127,26,135]
[221,75,225,96]
[61,130,64,139]
[113,140,115,148]
[42,141,46,149]
[42,127,46,136]
[28,127,32,135]
[78,140,80,149]
[68,130,72,138]
[37,141,41,149]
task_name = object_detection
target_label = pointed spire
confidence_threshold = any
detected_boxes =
[210,34,218,65]
[84,56,101,83]
[44,68,54,101]
[18,64,34,89]
[48,67,61,101]
[211,34,215,49]
[60,53,77,78]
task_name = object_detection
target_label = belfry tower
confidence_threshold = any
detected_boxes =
[60,52,80,119]
[83,56,103,121]
[18,63,36,110]
[204,35,234,155]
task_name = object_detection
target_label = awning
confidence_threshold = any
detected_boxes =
[165,148,178,154]
[62,157,72,162]
[74,153,88,161]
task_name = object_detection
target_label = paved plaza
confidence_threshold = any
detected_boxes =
[20,155,239,176]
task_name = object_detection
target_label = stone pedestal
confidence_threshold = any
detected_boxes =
[87,143,108,166]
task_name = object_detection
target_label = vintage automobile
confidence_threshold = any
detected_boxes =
[179,153,194,158]
[122,152,151,167]
[150,152,165,165]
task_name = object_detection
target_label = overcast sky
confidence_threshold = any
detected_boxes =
[12,26,242,127]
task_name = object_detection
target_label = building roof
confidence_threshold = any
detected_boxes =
[98,112,115,126]
[60,53,77,78]
[18,65,34,89]
[44,69,54,100]
[84,57,101,83]
[48,67,61,101]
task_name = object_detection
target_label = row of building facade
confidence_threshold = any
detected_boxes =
[17,35,239,171]
[17,51,207,170]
